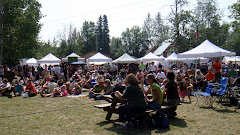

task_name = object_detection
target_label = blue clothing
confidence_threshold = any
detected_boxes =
[15,84,23,94]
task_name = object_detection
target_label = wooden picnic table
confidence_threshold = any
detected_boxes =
[95,94,180,121]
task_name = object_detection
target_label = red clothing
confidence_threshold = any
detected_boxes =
[206,72,215,81]
[213,62,221,72]
[25,83,37,94]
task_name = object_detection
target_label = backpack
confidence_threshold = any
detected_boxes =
[153,111,169,129]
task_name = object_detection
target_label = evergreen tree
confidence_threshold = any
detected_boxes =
[96,15,103,52]
[81,21,96,54]
[102,15,110,54]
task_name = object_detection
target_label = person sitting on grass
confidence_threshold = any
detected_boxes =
[51,88,63,97]
[14,80,24,96]
[145,74,163,110]
[114,73,147,130]
[60,85,69,96]
[24,79,38,97]
[0,78,12,96]
[178,77,192,103]
[47,79,57,94]
[66,82,72,95]
[88,79,105,99]
[80,75,91,89]
[41,86,65,98]
[73,83,82,95]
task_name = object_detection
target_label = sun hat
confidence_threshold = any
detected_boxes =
[99,79,105,83]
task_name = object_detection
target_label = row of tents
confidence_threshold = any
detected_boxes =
[24,39,239,67]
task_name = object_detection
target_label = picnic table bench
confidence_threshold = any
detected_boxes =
[94,103,121,120]
[94,102,180,121]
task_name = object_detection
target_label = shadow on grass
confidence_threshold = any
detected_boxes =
[97,117,187,134]
[169,117,187,128]
[214,109,239,114]
[181,102,192,104]
[199,106,239,114]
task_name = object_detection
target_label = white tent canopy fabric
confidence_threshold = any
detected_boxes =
[140,52,164,63]
[26,58,38,66]
[38,53,61,66]
[223,56,240,65]
[87,52,112,65]
[66,52,80,58]
[113,53,140,63]
[62,52,85,62]
[178,39,236,58]
[165,52,187,62]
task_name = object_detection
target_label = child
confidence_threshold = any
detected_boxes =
[73,83,82,95]
[60,85,68,96]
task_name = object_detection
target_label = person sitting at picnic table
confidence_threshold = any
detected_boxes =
[88,79,105,99]
[103,79,113,95]
[178,77,192,103]
[0,78,12,96]
[114,73,146,130]
[162,72,180,117]
[145,74,163,110]
[14,80,24,96]
[24,79,38,97]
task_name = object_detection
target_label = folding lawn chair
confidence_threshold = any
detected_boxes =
[195,85,214,107]
[213,77,228,109]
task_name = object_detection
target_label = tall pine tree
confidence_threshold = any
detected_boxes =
[102,15,110,54]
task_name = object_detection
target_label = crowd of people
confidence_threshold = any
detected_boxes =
[0,59,239,129]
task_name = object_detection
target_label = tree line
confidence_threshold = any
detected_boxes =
[0,0,239,66]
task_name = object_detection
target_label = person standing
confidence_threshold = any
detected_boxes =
[213,59,221,82]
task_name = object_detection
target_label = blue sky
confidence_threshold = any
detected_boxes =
[38,0,237,42]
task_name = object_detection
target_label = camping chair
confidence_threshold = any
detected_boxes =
[195,85,214,107]
[91,79,97,87]
[213,77,228,109]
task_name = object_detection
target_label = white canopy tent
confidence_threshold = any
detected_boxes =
[178,39,236,58]
[223,56,240,65]
[62,52,85,62]
[26,58,38,66]
[140,52,165,63]
[38,53,61,67]
[165,52,187,62]
[87,52,112,65]
[113,53,140,63]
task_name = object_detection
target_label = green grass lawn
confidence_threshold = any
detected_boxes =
[0,94,239,135]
